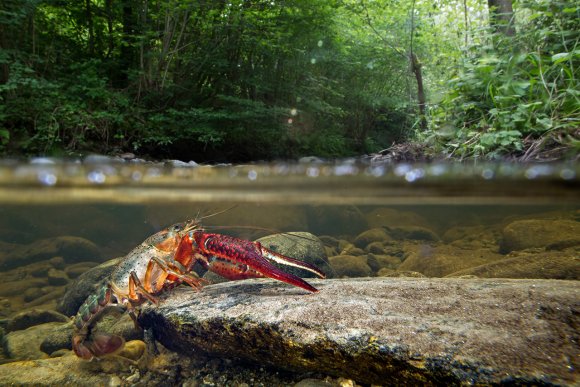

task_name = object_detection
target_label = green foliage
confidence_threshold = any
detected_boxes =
[423,0,579,159]
[0,0,414,160]
[1,0,576,161]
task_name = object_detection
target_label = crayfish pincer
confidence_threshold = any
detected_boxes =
[72,220,325,360]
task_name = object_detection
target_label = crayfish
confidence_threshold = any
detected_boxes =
[72,220,325,360]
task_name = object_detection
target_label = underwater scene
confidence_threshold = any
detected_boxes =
[0,160,578,386]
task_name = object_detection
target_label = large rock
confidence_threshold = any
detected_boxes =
[398,243,503,277]
[446,250,580,279]
[500,219,580,253]
[4,322,66,360]
[139,278,578,386]
[328,255,372,277]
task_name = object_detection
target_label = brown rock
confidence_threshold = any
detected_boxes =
[24,287,65,308]
[500,219,580,253]
[353,228,391,248]
[443,226,499,250]
[398,244,503,277]
[447,250,580,279]
[364,241,386,254]
[118,340,146,361]
[307,206,367,236]
[385,226,439,242]
[328,255,372,277]
[4,322,66,360]
[366,254,400,272]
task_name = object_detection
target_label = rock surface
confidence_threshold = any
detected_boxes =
[4,322,67,360]
[398,243,503,277]
[500,219,580,253]
[139,278,579,386]
[446,250,580,279]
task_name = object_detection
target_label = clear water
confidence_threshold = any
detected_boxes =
[0,159,578,265]
[0,159,578,383]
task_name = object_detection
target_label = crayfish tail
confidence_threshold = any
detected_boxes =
[72,333,125,360]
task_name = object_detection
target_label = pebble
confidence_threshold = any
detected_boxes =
[118,340,146,361]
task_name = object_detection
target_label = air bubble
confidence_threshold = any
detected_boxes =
[87,170,106,184]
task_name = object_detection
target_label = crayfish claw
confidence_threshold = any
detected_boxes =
[73,333,125,360]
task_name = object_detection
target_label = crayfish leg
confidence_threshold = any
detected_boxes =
[151,256,205,290]
[129,271,159,305]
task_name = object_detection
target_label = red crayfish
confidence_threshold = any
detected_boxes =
[72,220,325,360]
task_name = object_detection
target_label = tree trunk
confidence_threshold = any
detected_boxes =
[488,0,515,37]
[85,0,94,55]
[105,0,114,58]
[118,0,136,88]
[410,53,427,130]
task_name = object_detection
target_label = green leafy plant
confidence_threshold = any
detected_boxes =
[423,0,579,159]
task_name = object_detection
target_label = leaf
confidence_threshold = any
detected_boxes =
[551,53,571,64]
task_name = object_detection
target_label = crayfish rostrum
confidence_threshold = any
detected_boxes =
[72,220,325,360]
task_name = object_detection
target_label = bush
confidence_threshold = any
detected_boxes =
[422,0,579,159]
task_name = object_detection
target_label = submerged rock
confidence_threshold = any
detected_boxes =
[139,278,578,386]
[500,219,580,253]
[6,309,69,332]
[328,255,372,277]
[353,228,392,248]
[4,322,66,360]
[447,250,580,279]
[398,243,503,277]
[0,236,101,270]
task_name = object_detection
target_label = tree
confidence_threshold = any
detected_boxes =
[487,0,515,37]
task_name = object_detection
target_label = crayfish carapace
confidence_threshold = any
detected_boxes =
[72,220,325,360]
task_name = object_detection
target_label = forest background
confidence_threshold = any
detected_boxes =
[0,0,578,162]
